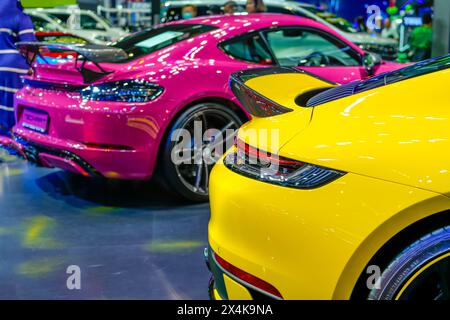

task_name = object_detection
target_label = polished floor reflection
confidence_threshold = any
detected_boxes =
[0,150,210,299]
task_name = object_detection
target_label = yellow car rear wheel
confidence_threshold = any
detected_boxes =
[369,227,450,300]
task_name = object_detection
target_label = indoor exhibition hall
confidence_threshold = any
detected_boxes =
[1,0,450,302]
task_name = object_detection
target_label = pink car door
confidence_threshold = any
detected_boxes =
[262,26,369,84]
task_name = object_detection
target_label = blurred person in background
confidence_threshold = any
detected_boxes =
[181,4,198,19]
[224,1,237,14]
[382,17,399,39]
[382,6,400,40]
[0,0,36,140]
[318,1,329,11]
[372,15,384,37]
[354,16,368,33]
[246,0,266,13]
[409,13,433,62]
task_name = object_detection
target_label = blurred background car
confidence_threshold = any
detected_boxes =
[35,31,89,44]
[26,9,67,32]
[25,7,127,44]
[161,0,399,60]
[35,31,90,63]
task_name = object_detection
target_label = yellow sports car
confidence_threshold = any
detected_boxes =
[206,55,450,300]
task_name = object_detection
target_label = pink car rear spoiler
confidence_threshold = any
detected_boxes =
[16,42,128,83]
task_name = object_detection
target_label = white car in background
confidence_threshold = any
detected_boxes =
[26,10,66,32]
[25,8,127,44]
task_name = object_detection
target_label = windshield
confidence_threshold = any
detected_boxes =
[111,24,217,62]
[29,14,57,31]
[301,6,357,33]
[47,12,111,30]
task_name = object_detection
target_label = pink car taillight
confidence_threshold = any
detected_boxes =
[81,79,163,102]
[224,139,345,189]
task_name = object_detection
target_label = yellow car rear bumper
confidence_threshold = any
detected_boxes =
[208,162,450,299]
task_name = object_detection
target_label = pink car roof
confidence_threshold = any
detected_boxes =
[168,13,365,55]
[32,13,368,85]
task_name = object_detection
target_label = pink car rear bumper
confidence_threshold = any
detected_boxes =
[12,128,152,179]
[13,87,168,180]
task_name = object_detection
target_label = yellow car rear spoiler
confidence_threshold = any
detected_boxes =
[230,67,337,118]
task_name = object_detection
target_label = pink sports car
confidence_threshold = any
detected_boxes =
[12,14,403,201]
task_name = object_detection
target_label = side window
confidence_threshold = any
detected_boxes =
[50,13,69,24]
[198,5,215,16]
[266,6,294,15]
[162,8,182,22]
[80,14,106,30]
[264,27,360,67]
[30,16,53,31]
[291,9,311,19]
[221,34,273,65]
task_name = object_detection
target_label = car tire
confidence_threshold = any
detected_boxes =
[369,226,450,300]
[157,102,244,202]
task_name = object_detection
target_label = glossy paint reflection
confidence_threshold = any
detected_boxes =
[14,14,404,182]
[0,154,210,299]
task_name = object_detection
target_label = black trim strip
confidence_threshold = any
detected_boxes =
[13,134,100,177]
[23,79,86,91]
[231,66,338,86]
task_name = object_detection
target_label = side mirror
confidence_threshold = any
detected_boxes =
[363,52,382,76]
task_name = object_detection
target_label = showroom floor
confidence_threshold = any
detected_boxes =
[0,151,210,299]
